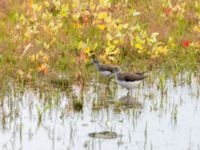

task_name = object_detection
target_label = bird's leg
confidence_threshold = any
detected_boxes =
[127,88,130,96]
[105,78,111,95]
[127,88,133,95]
[130,89,133,96]
[129,89,135,107]
[127,89,134,105]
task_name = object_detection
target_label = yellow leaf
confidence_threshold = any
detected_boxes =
[78,41,84,49]
[99,0,111,7]
[61,4,69,17]
[135,35,145,44]
[38,63,48,75]
[135,43,143,50]
[119,38,124,45]
[106,34,113,41]
[113,40,119,45]
[32,4,42,12]
[150,32,159,43]
[43,42,50,49]
[72,13,81,21]
[27,74,32,80]
[30,55,36,62]
[38,50,44,56]
[122,23,129,29]
[19,14,25,21]
[109,48,120,55]
[29,68,33,73]
[93,43,98,50]
[153,46,168,58]
[106,42,115,53]
[43,55,49,63]
[29,0,33,6]
[116,32,122,38]
[44,1,50,7]
[193,25,200,32]
[72,0,79,9]
[18,70,24,78]
[97,24,106,30]
[83,47,91,54]
[130,40,134,47]
[118,24,123,31]
[97,12,108,20]
[73,23,81,28]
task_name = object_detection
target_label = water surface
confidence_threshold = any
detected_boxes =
[1,73,200,150]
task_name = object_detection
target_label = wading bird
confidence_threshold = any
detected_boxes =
[90,59,119,77]
[113,68,147,95]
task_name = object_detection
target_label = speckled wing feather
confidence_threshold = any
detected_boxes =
[99,64,118,73]
[118,72,146,82]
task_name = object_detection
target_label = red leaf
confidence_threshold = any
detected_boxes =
[164,7,172,16]
[182,41,190,47]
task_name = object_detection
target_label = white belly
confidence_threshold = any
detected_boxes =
[116,80,141,89]
[100,71,112,77]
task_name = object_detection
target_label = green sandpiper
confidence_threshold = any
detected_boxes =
[91,59,119,77]
[113,68,147,94]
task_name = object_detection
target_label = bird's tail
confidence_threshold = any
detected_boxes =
[136,71,148,78]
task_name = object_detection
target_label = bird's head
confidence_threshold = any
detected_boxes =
[91,59,99,64]
[113,67,121,74]
[86,59,100,67]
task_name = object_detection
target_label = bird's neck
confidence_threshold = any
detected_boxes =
[115,71,120,79]
[95,62,101,69]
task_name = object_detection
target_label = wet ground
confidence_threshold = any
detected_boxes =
[1,73,200,150]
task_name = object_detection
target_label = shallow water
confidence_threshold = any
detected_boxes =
[1,73,200,150]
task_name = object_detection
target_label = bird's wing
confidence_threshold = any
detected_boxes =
[135,71,147,76]
[123,72,146,82]
[99,64,118,72]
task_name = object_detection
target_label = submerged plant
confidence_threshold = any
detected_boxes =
[72,99,83,111]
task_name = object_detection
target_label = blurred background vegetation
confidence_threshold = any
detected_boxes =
[0,0,200,85]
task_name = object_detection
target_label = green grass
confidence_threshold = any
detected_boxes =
[0,0,200,86]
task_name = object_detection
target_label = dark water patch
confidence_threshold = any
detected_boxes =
[88,131,118,139]
[73,99,83,111]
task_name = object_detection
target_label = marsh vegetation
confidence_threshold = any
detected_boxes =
[1,0,200,150]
